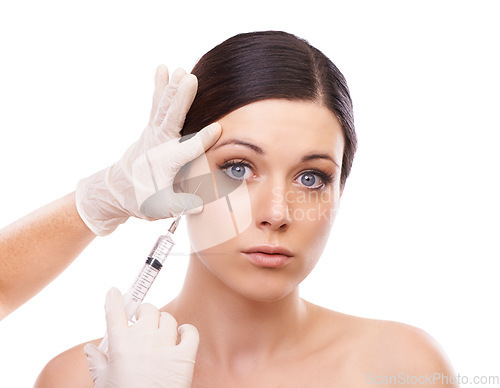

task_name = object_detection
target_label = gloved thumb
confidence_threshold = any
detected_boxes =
[84,343,108,381]
[140,187,203,219]
[177,324,200,359]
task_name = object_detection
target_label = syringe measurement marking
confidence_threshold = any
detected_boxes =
[130,265,160,302]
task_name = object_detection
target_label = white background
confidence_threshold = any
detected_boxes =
[1,0,499,386]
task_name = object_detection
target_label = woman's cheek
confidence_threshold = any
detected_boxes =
[187,177,253,253]
[292,191,338,265]
[287,187,339,226]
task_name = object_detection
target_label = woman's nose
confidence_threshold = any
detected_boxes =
[254,184,291,231]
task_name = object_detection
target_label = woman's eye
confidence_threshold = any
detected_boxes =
[296,172,326,189]
[221,163,253,180]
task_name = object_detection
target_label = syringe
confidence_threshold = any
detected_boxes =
[98,184,201,352]
[97,216,180,352]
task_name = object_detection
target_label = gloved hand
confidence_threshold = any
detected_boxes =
[76,65,222,236]
[84,287,199,388]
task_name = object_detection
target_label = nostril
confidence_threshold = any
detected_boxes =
[259,217,290,231]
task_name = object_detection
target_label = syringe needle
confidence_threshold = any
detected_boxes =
[168,181,203,234]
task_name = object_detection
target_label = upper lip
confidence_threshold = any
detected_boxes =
[242,245,294,257]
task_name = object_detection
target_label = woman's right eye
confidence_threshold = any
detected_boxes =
[220,162,253,180]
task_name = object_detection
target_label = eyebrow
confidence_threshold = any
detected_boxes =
[301,153,340,168]
[213,139,340,168]
[212,139,265,155]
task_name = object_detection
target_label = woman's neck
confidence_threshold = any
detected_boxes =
[162,254,310,368]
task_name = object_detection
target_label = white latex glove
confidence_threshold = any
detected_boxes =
[84,287,199,388]
[76,65,222,236]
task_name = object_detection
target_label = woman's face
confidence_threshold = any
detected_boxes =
[184,99,345,302]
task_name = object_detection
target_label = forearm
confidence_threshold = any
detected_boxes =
[0,192,96,319]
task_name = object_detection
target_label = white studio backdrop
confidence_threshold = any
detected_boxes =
[1,0,499,386]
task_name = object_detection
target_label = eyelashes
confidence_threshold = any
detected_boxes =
[216,158,334,190]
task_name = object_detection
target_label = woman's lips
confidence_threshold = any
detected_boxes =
[242,246,293,268]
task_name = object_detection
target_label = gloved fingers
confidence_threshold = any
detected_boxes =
[174,122,222,168]
[84,343,108,380]
[152,68,187,129]
[84,343,109,385]
[148,64,169,124]
[158,74,198,142]
[104,287,128,335]
[177,324,200,358]
[139,187,203,219]
[135,302,161,329]
[159,312,180,347]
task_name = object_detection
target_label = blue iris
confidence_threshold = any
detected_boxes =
[300,173,316,187]
[230,165,246,178]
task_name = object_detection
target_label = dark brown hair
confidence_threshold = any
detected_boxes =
[182,30,357,188]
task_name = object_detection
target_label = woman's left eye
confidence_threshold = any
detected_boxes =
[295,171,330,189]
[220,162,253,180]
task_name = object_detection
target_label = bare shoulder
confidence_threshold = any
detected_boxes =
[307,303,458,387]
[34,339,99,388]
[362,318,455,370]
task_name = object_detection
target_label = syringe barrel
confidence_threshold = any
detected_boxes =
[98,233,175,352]
[123,233,175,320]
[122,262,161,320]
[148,232,175,265]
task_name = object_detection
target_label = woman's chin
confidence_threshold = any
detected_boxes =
[225,276,298,303]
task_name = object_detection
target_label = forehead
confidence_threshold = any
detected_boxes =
[213,99,345,160]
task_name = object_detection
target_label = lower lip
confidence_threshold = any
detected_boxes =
[243,252,292,268]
